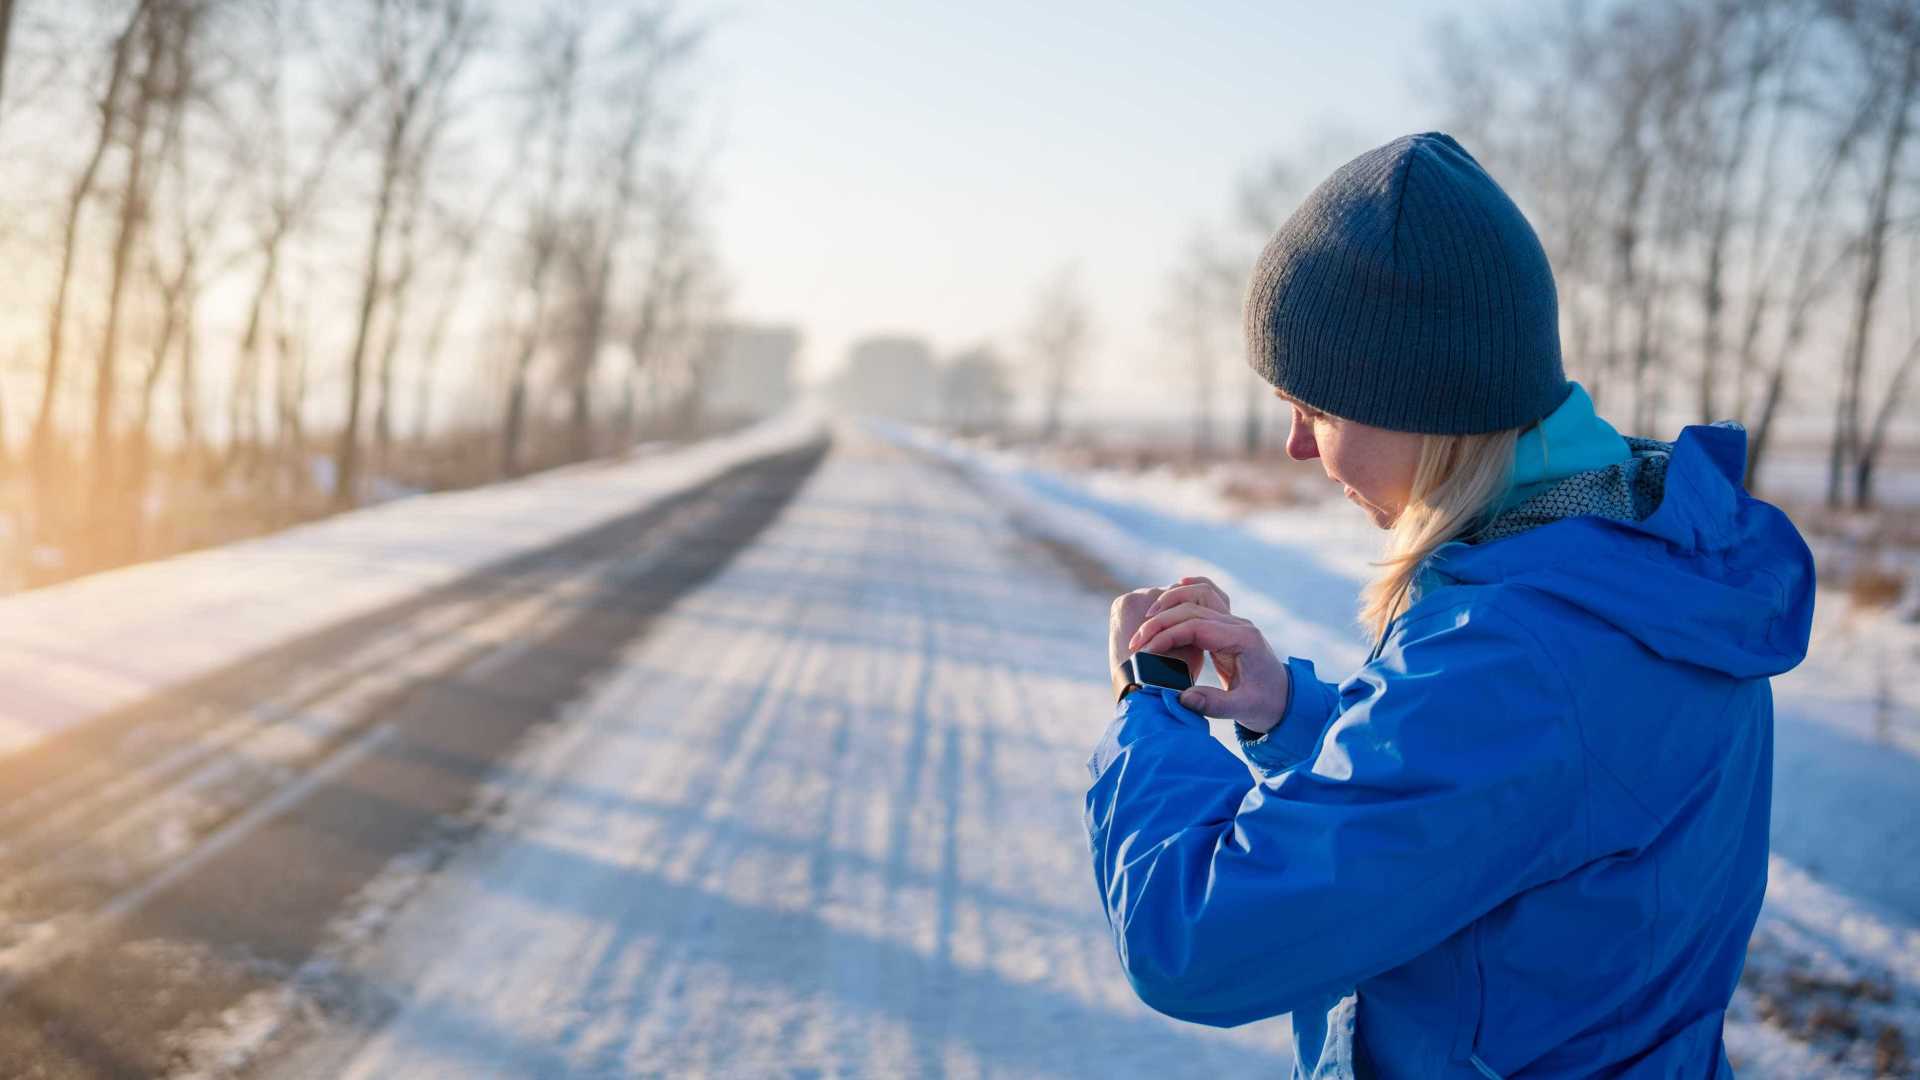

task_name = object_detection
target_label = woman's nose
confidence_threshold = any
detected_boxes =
[1285,414,1319,461]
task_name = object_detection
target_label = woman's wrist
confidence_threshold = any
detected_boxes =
[1235,666,1293,736]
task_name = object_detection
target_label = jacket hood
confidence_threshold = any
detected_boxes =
[1418,421,1816,679]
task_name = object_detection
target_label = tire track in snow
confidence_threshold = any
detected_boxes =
[262,424,1293,1078]
[0,436,831,1077]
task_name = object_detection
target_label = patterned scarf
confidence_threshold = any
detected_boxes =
[1465,433,1678,545]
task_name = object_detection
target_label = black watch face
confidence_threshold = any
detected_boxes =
[1130,650,1193,692]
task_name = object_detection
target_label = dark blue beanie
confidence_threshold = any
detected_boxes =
[1243,131,1569,435]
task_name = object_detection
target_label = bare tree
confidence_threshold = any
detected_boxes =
[28,0,152,467]
[628,184,725,437]
[509,2,708,464]
[1227,133,1353,453]
[222,0,369,472]
[1829,0,1918,509]
[273,265,311,490]
[1159,230,1229,454]
[1727,1,1816,426]
[0,0,16,119]
[1858,312,1920,505]
[1679,2,1789,426]
[620,165,695,439]
[131,0,223,469]
[1231,159,1302,453]
[1424,0,1920,510]
[1722,4,1869,490]
[0,0,12,446]
[941,345,1012,435]
[372,154,429,462]
[91,2,179,502]
[0,0,732,590]
[647,239,729,435]
[333,0,482,506]
[1024,263,1091,443]
[1597,8,1678,421]
[410,160,517,442]
[499,4,582,476]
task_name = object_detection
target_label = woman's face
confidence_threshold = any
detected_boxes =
[1276,389,1424,529]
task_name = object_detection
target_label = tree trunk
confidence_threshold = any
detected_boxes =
[273,281,307,488]
[617,365,637,442]
[411,290,458,443]
[131,285,182,490]
[334,119,406,508]
[1744,355,1787,494]
[500,367,530,475]
[569,246,615,462]
[178,282,198,451]
[1829,33,1916,509]
[1855,335,1919,509]
[500,14,581,475]
[0,0,17,453]
[93,15,165,501]
[1747,270,1822,496]
[228,246,280,468]
[0,0,16,114]
[30,1,148,464]
[1693,13,1767,426]
[1599,126,1652,413]
[374,182,424,467]
[332,0,475,502]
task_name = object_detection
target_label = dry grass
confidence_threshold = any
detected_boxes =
[1016,432,1325,512]
[0,412,752,597]
[1848,565,1911,609]
[1743,962,1909,1075]
[1218,468,1314,510]
[1758,498,1917,614]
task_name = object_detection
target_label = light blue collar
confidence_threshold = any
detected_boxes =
[1491,380,1629,514]
[1403,381,1634,636]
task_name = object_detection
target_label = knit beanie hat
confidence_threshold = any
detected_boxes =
[1243,131,1569,435]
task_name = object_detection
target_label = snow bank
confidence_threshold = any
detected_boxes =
[0,406,827,758]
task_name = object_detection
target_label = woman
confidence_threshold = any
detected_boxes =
[1086,132,1816,1078]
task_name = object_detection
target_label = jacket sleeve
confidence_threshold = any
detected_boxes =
[1231,655,1341,778]
[1082,600,1588,1028]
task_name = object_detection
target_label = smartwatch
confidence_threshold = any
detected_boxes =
[1117,650,1193,702]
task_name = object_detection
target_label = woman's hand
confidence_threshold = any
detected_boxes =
[1130,575,1232,681]
[1110,577,1222,689]
[1110,587,1205,701]
[1125,575,1291,732]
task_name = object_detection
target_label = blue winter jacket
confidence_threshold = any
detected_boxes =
[1084,417,1816,1077]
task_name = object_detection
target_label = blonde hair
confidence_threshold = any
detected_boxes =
[1356,423,1532,645]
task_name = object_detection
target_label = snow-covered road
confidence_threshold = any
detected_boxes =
[255,424,1294,1077]
[8,409,1894,1076]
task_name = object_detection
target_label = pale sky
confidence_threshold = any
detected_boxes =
[690,1,1467,425]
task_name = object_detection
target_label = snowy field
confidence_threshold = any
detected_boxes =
[874,419,1920,1077]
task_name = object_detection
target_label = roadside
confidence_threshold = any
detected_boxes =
[0,436,830,1077]
[0,414,764,599]
[0,406,825,761]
